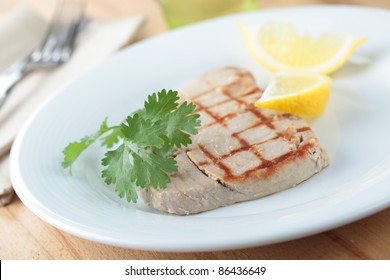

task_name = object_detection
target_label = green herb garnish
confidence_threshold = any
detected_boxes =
[62,89,201,203]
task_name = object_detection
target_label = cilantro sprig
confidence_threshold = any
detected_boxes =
[62,89,201,203]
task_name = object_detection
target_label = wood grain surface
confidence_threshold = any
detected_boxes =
[1,0,390,260]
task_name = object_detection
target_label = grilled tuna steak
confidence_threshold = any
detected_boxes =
[140,67,329,215]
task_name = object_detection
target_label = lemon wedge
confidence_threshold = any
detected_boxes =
[238,21,367,75]
[255,72,331,115]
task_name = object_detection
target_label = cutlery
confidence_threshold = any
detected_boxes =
[0,0,85,109]
[0,1,85,206]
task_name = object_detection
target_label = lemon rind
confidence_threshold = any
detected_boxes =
[238,22,367,75]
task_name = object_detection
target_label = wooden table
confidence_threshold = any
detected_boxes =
[1,0,390,260]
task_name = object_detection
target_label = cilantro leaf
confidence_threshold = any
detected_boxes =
[165,101,201,148]
[130,147,177,189]
[101,144,137,202]
[101,140,177,202]
[138,90,201,148]
[120,114,166,149]
[62,89,201,203]
[62,118,113,174]
[102,127,123,148]
[143,89,179,120]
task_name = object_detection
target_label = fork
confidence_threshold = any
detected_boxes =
[0,1,85,109]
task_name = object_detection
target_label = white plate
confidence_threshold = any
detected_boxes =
[10,6,390,252]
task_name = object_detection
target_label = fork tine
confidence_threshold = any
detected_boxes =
[31,1,65,62]
[57,2,86,62]
[31,1,85,64]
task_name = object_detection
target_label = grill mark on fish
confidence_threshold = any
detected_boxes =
[196,135,276,163]
[192,101,226,128]
[190,76,251,99]
[196,140,315,182]
[190,77,300,181]
[193,89,263,123]
[297,127,311,132]
[248,144,315,179]
[231,151,295,181]
[185,151,238,193]
[193,87,260,108]
[195,86,277,132]
[189,74,321,182]
[198,144,231,175]
[217,86,276,131]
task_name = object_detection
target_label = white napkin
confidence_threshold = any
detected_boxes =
[0,5,144,205]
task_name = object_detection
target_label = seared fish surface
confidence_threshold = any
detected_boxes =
[140,67,329,215]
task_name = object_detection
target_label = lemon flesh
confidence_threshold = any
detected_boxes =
[239,21,367,74]
[255,72,331,116]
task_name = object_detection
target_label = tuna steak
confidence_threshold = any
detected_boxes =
[140,67,329,215]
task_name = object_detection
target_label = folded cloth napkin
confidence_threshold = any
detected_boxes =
[0,5,144,206]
